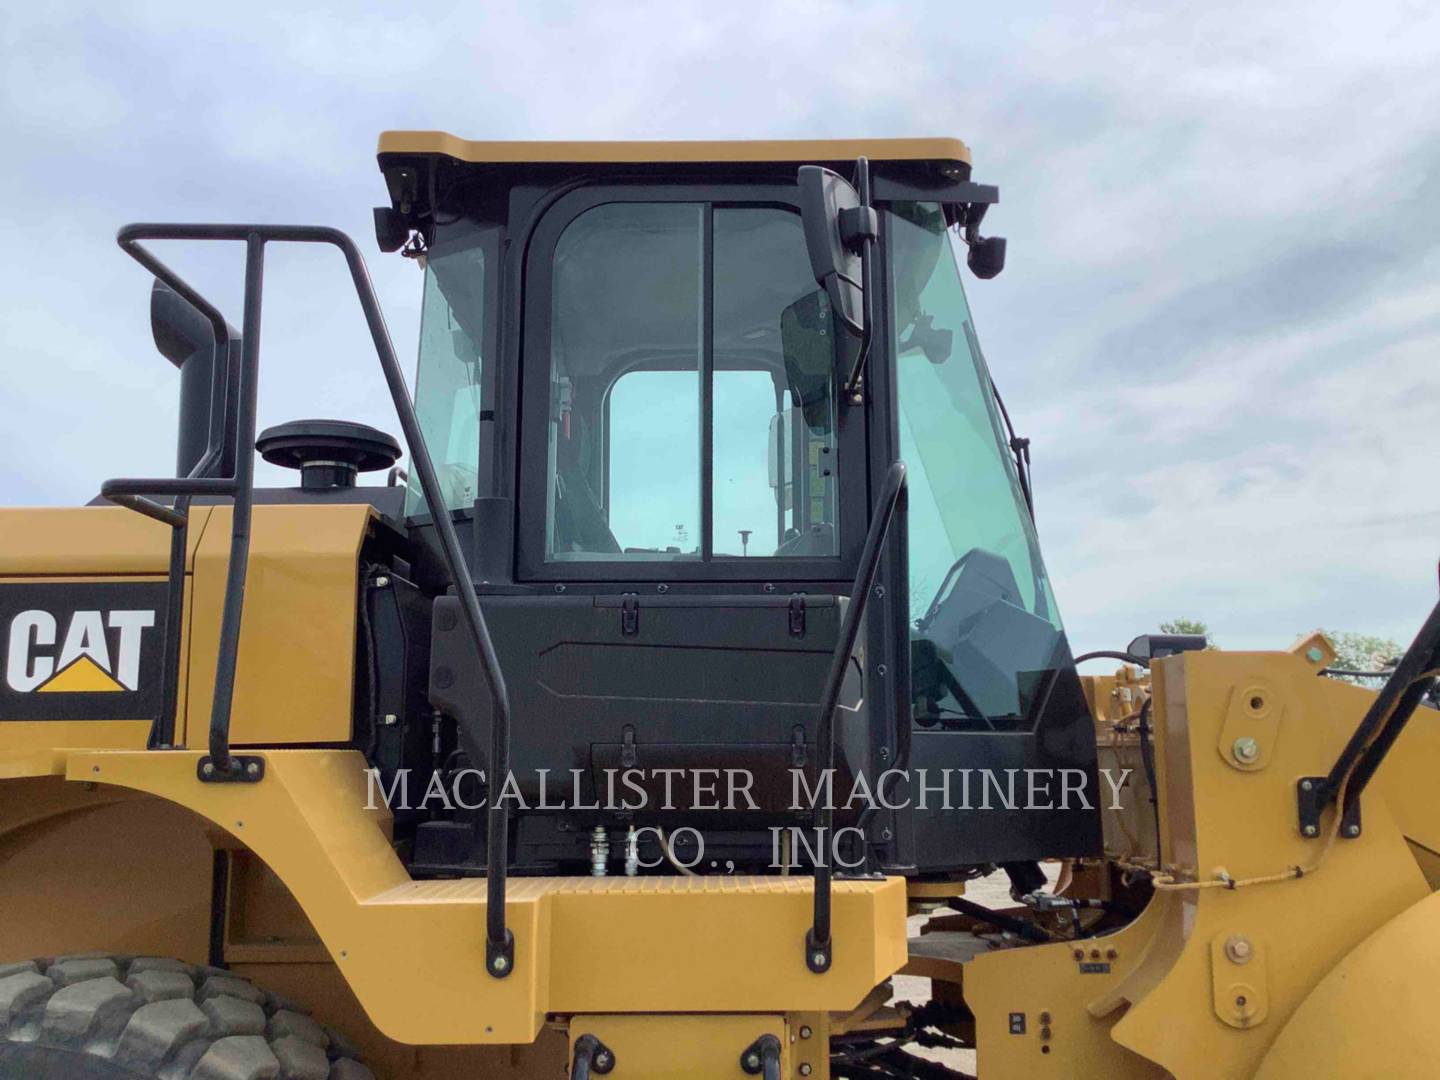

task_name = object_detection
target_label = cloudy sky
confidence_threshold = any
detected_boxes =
[2,1,1436,656]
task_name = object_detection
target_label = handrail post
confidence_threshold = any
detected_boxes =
[806,461,906,974]
[202,232,263,777]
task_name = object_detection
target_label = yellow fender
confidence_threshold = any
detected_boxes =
[1256,888,1440,1077]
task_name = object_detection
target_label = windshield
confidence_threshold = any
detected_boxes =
[405,232,491,518]
[889,203,1071,732]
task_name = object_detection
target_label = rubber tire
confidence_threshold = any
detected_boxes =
[0,954,376,1080]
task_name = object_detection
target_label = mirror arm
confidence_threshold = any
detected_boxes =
[841,157,877,402]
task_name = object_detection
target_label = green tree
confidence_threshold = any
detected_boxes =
[1160,618,1214,647]
[1321,631,1403,684]
[1160,618,1210,638]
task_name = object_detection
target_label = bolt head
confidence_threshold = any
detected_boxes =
[1232,737,1260,763]
[744,1053,760,1070]
[1345,824,1361,837]
[811,951,827,969]
[1301,779,1314,791]
[245,761,259,776]
[1303,824,1319,837]
[799,1025,812,1039]
[595,1050,612,1068]
[202,762,215,776]
[491,954,509,973]
[1225,935,1253,963]
[800,1065,813,1076]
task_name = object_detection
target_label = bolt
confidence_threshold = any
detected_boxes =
[1232,737,1260,764]
[763,583,776,593]
[553,583,566,594]
[881,828,893,841]
[382,713,398,726]
[374,575,390,588]
[799,1025,812,1039]
[1301,779,1314,792]
[1303,824,1319,837]
[877,664,887,677]
[799,1064,813,1077]
[879,746,890,761]
[202,762,215,777]
[245,761,260,777]
[812,951,827,969]
[594,1050,612,1070]
[657,583,669,593]
[491,954,509,973]
[1345,824,1361,838]
[1225,935,1253,964]
[744,1053,760,1070]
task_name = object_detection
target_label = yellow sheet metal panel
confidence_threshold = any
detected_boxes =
[1256,889,1440,1078]
[61,748,905,1045]
[966,899,1170,1079]
[0,506,213,576]
[967,650,1433,1078]
[186,504,371,747]
[568,1015,788,1080]
[378,131,971,167]
[542,872,907,1013]
[1107,652,1429,1077]
[0,721,151,777]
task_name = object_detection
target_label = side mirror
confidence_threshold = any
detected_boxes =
[967,235,1007,279]
[798,166,866,338]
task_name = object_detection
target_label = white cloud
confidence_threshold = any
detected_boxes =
[1,0,1436,655]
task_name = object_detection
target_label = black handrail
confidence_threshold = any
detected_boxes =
[1299,589,1440,836]
[104,223,516,977]
[806,460,906,973]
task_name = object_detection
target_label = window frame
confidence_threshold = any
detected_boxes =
[516,184,868,582]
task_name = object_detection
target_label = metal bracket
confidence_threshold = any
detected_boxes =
[571,1033,615,1078]
[486,928,515,979]
[197,755,265,783]
[620,594,639,637]
[1297,777,1362,838]
[788,594,807,637]
[740,1034,782,1079]
[805,926,832,974]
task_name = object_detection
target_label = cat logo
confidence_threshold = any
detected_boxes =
[1,582,166,720]
[5,610,155,693]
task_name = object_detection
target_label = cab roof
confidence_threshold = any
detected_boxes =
[376,131,971,167]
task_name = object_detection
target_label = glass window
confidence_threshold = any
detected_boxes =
[712,208,838,558]
[547,203,703,560]
[607,369,701,554]
[890,203,1067,731]
[542,201,839,563]
[406,239,488,517]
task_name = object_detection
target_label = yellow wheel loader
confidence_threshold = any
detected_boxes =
[2,134,1438,1079]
